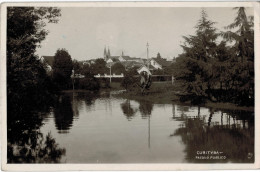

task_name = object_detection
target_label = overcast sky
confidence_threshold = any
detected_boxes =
[36,7,253,61]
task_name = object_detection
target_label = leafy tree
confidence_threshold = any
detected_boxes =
[127,66,139,75]
[81,63,93,76]
[91,58,109,75]
[111,62,126,75]
[72,59,81,74]
[121,70,137,90]
[53,49,73,89]
[156,52,161,58]
[7,7,64,163]
[7,7,61,113]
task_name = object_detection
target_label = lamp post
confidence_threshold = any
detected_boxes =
[109,64,112,83]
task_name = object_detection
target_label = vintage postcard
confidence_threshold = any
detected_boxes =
[1,1,260,171]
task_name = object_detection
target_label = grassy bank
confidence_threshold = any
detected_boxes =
[63,81,254,112]
[112,81,254,112]
[113,82,179,104]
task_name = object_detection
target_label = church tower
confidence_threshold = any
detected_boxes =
[104,47,107,60]
[107,46,111,57]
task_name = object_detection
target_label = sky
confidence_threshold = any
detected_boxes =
[36,7,254,61]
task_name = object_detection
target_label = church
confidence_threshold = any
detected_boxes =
[103,46,111,61]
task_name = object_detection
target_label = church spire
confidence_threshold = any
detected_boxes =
[107,46,111,57]
[121,51,124,56]
[104,46,107,60]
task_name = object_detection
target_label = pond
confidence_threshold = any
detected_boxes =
[8,91,254,163]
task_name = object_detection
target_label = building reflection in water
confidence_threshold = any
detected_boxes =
[171,104,254,163]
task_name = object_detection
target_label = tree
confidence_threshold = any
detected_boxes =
[7,7,63,162]
[121,68,138,90]
[156,52,161,58]
[175,10,219,103]
[53,49,73,89]
[221,7,254,105]
[111,62,126,75]
[72,59,81,74]
[81,63,93,76]
[7,7,61,113]
[91,58,109,75]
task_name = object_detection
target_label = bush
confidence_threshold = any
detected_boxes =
[121,72,137,90]
[78,77,100,91]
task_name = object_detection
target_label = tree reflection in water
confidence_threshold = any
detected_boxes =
[136,100,154,148]
[173,108,254,163]
[54,95,74,133]
[74,91,100,107]
[53,91,101,134]
[8,105,66,163]
[120,100,137,120]
[138,100,154,119]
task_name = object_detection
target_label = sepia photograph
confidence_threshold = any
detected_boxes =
[1,1,259,171]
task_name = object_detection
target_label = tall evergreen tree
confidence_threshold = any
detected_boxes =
[222,7,254,105]
[174,10,219,103]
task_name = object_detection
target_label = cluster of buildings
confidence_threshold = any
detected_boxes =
[40,45,175,76]
[102,46,174,75]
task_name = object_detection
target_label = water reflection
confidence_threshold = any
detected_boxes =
[24,92,254,163]
[120,100,137,120]
[136,100,153,148]
[54,95,74,133]
[8,107,66,163]
[172,106,254,163]
[138,100,153,119]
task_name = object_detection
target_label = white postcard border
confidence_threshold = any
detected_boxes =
[1,1,259,171]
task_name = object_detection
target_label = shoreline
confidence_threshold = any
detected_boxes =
[62,81,254,112]
[113,91,254,112]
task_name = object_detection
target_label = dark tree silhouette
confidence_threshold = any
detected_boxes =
[54,95,74,133]
[53,49,73,89]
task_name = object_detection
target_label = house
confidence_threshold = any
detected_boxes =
[119,55,131,62]
[40,56,54,72]
[121,61,143,70]
[104,48,143,63]
[106,56,120,67]
[82,59,96,66]
[137,65,152,75]
[150,57,172,69]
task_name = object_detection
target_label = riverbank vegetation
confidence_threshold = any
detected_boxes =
[7,7,66,163]
[117,8,254,109]
[6,6,254,163]
[112,81,254,112]
[170,8,254,106]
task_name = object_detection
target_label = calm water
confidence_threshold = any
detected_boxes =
[37,91,254,163]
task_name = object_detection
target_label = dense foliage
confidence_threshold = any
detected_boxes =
[172,8,254,106]
[7,7,61,113]
[111,62,126,75]
[91,58,109,75]
[7,7,65,163]
[53,49,73,89]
